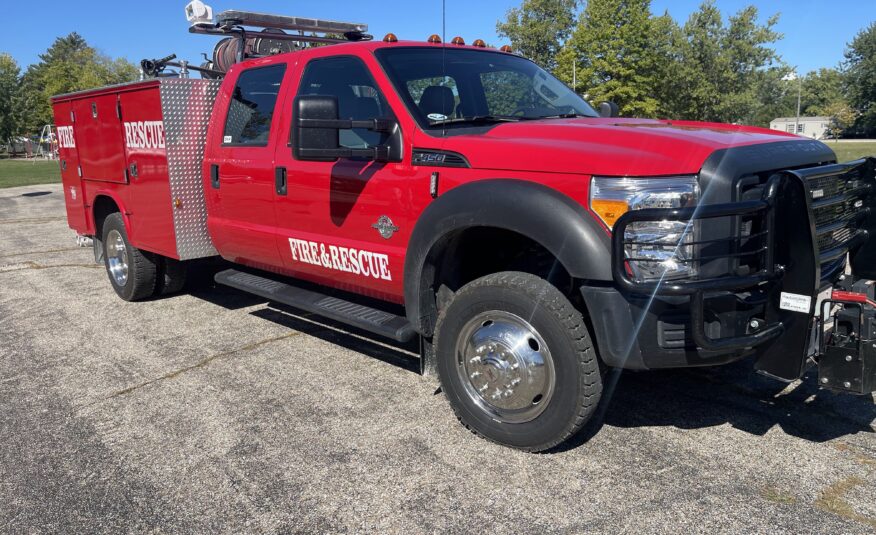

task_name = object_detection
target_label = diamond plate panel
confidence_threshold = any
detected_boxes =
[159,78,221,260]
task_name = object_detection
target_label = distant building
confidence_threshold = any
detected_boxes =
[769,116,831,140]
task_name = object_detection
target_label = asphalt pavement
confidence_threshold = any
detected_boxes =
[2,183,876,534]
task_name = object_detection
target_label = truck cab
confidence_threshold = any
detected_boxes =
[52,6,876,452]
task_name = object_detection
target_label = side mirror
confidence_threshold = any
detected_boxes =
[599,101,619,118]
[293,95,396,162]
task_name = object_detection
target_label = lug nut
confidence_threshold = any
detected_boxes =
[470,356,481,364]
[511,378,521,387]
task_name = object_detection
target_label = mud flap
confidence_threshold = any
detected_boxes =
[753,171,819,381]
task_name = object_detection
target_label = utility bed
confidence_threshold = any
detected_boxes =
[52,78,221,260]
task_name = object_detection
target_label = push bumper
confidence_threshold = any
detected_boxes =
[595,157,876,385]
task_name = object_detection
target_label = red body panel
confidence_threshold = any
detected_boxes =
[52,80,179,258]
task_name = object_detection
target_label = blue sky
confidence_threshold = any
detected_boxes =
[2,1,873,74]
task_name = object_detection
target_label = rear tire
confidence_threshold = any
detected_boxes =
[434,271,602,452]
[155,257,187,296]
[102,213,157,301]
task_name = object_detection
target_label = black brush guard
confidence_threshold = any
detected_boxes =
[611,157,876,382]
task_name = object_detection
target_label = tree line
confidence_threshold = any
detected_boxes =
[497,0,876,136]
[0,33,139,143]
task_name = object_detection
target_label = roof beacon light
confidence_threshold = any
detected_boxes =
[383,33,398,43]
[472,39,486,48]
[500,45,513,53]
[185,0,214,27]
[451,36,465,45]
[428,34,442,44]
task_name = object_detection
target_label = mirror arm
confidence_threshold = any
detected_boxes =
[296,117,396,133]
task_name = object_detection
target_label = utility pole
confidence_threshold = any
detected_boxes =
[573,61,577,94]
[795,70,802,135]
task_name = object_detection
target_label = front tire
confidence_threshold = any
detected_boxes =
[434,271,602,451]
[102,213,157,301]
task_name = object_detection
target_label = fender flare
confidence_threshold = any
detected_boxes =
[89,190,131,237]
[403,179,612,335]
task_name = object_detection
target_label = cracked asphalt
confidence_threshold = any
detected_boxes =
[2,183,876,534]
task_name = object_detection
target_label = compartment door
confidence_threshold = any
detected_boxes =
[52,101,87,234]
[71,94,127,184]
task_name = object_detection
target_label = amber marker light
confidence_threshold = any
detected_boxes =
[451,36,465,45]
[500,45,513,53]
[383,33,398,43]
[589,199,629,229]
[472,39,486,48]
[428,34,442,43]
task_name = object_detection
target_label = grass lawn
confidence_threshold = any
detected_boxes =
[0,159,61,189]
[824,141,876,163]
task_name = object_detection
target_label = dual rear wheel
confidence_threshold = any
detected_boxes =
[101,213,187,301]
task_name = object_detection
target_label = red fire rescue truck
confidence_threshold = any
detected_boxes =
[52,4,876,451]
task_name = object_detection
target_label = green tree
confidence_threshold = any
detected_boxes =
[844,22,876,137]
[665,2,785,125]
[0,53,22,142]
[556,0,662,117]
[19,33,138,133]
[822,101,856,140]
[496,0,579,71]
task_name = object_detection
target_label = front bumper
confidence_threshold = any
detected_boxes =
[591,155,876,381]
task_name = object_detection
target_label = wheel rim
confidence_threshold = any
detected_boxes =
[455,310,555,424]
[106,229,129,287]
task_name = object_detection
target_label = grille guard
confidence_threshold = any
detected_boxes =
[610,157,876,380]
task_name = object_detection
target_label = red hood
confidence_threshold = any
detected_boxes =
[439,118,808,176]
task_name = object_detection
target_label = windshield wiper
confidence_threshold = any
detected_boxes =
[537,112,593,119]
[428,115,531,127]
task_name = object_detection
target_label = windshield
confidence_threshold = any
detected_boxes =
[375,47,599,130]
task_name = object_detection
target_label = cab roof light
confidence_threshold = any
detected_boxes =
[500,45,513,53]
[428,34,442,43]
[451,36,465,45]
[472,39,486,48]
[383,32,398,43]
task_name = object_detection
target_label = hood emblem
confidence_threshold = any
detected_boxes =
[372,215,399,239]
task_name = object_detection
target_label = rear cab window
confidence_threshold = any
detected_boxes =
[223,64,287,146]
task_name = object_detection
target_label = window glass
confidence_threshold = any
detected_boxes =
[223,64,286,145]
[297,57,393,149]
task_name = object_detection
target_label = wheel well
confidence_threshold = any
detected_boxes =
[92,196,120,239]
[427,227,579,323]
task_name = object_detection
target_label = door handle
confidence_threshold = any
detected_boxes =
[275,166,287,195]
[210,164,220,189]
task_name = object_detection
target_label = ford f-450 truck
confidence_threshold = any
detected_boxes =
[51,6,876,451]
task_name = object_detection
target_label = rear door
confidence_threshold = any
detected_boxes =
[205,62,289,267]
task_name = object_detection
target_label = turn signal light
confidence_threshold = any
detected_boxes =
[589,199,629,228]
[451,36,465,45]
[428,34,442,43]
[383,33,398,43]
[500,45,513,53]
[472,39,486,48]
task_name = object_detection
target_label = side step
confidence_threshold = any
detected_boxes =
[214,269,416,343]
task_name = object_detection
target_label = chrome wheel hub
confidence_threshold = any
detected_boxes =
[106,229,129,287]
[456,311,555,423]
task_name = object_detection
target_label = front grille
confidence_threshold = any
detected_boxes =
[806,165,869,281]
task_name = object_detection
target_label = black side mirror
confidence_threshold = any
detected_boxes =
[293,95,397,162]
[599,101,619,118]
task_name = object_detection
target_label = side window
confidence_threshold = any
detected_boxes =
[223,64,286,146]
[297,57,392,149]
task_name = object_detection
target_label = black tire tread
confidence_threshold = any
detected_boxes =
[434,271,602,452]
[102,213,157,301]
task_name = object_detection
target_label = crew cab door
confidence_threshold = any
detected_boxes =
[272,54,415,301]
[205,62,289,267]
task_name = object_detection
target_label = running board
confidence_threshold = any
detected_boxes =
[214,269,415,343]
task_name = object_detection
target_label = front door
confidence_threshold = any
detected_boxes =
[273,54,413,302]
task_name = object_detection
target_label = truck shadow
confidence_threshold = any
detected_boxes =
[186,271,875,448]
[559,362,876,452]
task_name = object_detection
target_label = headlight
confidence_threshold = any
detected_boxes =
[589,176,699,281]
